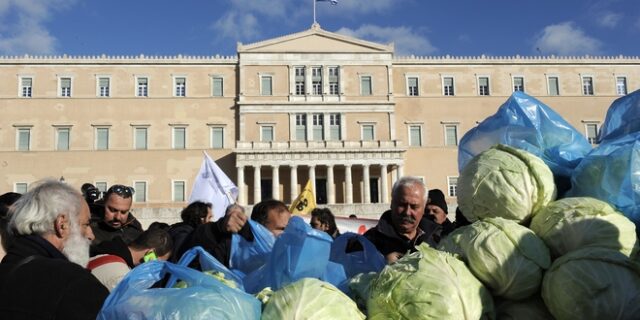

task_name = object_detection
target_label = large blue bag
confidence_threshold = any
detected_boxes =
[458,91,592,179]
[98,261,261,320]
[566,132,640,229]
[330,232,386,278]
[167,246,245,291]
[598,89,640,143]
[230,219,275,275]
[243,216,339,293]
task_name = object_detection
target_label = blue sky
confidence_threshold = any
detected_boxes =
[1,0,639,57]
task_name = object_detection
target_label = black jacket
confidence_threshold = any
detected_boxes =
[91,210,143,245]
[90,236,135,268]
[186,218,254,268]
[0,235,109,320]
[364,210,442,257]
[167,222,195,263]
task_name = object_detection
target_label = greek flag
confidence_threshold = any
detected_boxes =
[317,0,338,4]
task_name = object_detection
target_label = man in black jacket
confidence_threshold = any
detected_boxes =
[0,180,109,319]
[364,176,442,263]
[91,184,143,245]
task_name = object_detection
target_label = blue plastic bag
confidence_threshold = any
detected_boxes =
[167,246,245,291]
[243,216,334,293]
[98,261,261,320]
[230,219,275,275]
[458,91,592,179]
[330,232,386,278]
[598,89,640,143]
[566,132,640,229]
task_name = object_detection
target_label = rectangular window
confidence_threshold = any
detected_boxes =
[312,113,324,141]
[137,77,148,97]
[362,124,374,141]
[312,67,322,95]
[212,77,223,97]
[261,126,274,142]
[134,181,147,202]
[134,127,148,150]
[328,67,339,95]
[261,75,273,96]
[173,127,186,149]
[616,77,627,96]
[21,77,32,97]
[96,128,109,150]
[478,77,490,96]
[582,76,594,95]
[585,123,599,144]
[447,176,458,197]
[407,77,419,96]
[329,113,341,140]
[295,67,305,95]
[548,76,560,96]
[95,182,108,193]
[175,77,186,97]
[409,125,422,146]
[361,76,372,96]
[443,77,455,96]
[445,124,458,146]
[15,183,28,194]
[60,77,72,97]
[56,127,70,151]
[513,76,525,92]
[211,127,224,149]
[98,77,110,97]
[17,128,30,151]
[295,113,307,141]
[173,181,186,202]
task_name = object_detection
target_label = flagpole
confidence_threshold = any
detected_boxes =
[313,0,316,24]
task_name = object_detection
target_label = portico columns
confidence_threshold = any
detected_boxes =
[345,165,353,204]
[363,164,371,204]
[327,165,335,204]
[308,165,316,203]
[272,165,280,200]
[237,166,245,205]
[380,164,389,203]
[253,165,261,204]
[290,165,298,201]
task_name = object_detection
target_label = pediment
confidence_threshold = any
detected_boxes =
[238,25,393,54]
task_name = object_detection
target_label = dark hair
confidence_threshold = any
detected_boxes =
[105,184,134,200]
[311,207,338,236]
[148,221,171,231]
[180,201,212,228]
[129,228,173,258]
[0,192,21,251]
[251,199,287,225]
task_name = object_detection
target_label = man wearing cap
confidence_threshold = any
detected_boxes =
[426,189,456,239]
[91,184,143,245]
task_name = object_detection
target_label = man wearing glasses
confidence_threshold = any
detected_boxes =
[90,185,143,245]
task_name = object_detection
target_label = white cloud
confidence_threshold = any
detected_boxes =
[323,0,399,14]
[597,12,622,28]
[211,12,261,42]
[336,24,436,56]
[227,0,289,18]
[0,0,77,55]
[533,22,602,56]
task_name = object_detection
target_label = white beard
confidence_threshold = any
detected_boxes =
[62,226,90,268]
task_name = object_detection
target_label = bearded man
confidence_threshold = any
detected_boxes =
[0,179,108,319]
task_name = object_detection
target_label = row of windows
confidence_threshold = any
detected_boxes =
[18,75,225,98]
[13,126,226,151]
[404,75,630,97]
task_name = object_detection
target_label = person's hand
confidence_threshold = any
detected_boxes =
[223,205,247,233]
[385,251,404,264]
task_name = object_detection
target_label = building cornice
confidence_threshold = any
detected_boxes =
[0,54,237,65]
[393,54,640,65]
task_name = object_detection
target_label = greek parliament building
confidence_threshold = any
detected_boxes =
[1,24,639,223]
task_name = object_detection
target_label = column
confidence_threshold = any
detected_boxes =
[253,165,261,204]
[380,164,389,204]
[345,165,353,204]
[397,164,404,179]
[272,165,280,200]
[391,164,399,186]
[327,165,335,204]
[363,164,371,204]
[237,166,245,205]
[308,165,316,203]
[290,165,298,201]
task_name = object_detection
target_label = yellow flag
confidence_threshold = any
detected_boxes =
[289,179,317,215]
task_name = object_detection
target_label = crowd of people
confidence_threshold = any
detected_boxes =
[0,176,470,319]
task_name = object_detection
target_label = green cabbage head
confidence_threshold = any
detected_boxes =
[542,247,640,320]
[261,278,365,320]
[458,144,556,224]
[495,296,553,320]
[530,197,639,259]
[367,244,494,319]
[438,217,550,300]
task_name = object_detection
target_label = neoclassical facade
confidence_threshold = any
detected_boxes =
[1,24,639,218]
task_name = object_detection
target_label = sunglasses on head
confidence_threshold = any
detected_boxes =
[107,184,135,198]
